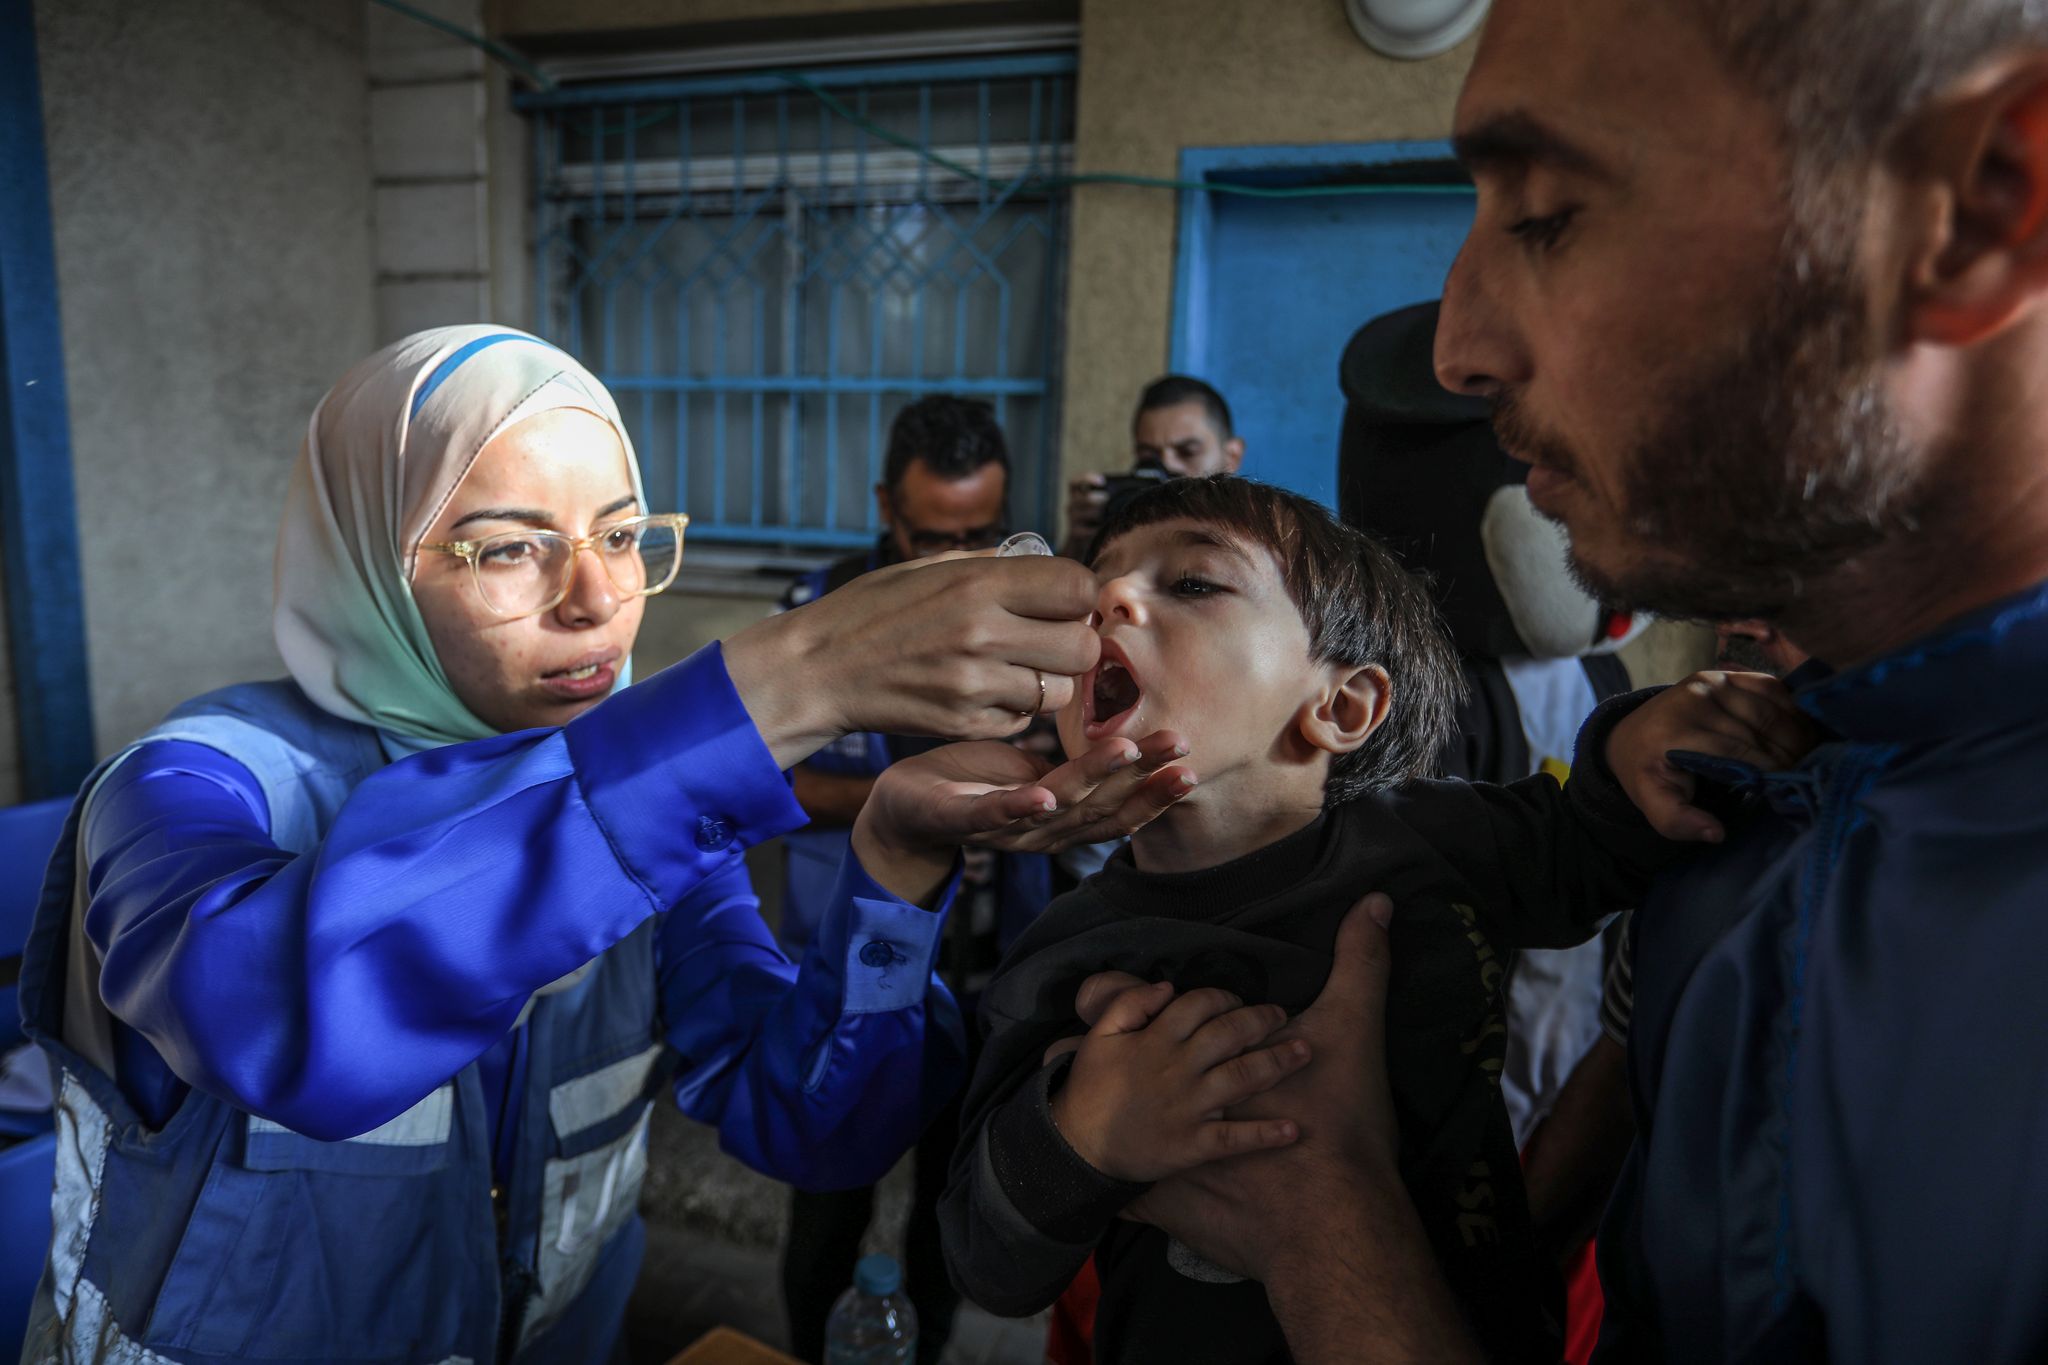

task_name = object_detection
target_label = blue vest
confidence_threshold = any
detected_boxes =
[18,682,667,1365]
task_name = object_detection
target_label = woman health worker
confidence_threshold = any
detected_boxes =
[15,328,1189,1364]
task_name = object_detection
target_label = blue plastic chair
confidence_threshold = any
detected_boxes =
[0,797,69,1353]
[1,796,69,1050]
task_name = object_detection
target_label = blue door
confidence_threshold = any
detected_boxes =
[1171,144,1473,509]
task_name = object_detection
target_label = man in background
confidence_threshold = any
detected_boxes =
[777,394,1051,1365]
[1059,374,1246,556]
[777,392,1015,885]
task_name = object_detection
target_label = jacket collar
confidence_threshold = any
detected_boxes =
[1796,577,2048,744]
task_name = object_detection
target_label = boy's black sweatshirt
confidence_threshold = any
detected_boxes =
[939,692,1677,1365]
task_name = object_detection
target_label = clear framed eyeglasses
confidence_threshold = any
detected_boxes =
[419,513,689,619]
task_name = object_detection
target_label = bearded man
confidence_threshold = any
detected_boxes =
[1073,2,2048,1361]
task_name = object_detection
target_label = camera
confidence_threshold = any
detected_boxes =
[1098,465,1173,521]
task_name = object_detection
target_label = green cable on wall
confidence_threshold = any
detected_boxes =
[771,69,1472,200]
[369,0,558,91]
[367,0,1473,201]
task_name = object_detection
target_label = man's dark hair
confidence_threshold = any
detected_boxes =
[1091,475,1463,803]
[883,395,1009,492]
[1135,375,1235,440]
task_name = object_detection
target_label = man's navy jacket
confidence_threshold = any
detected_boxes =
[1599,580,2048,1363]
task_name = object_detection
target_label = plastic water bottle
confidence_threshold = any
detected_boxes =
[823,1254,918,1365]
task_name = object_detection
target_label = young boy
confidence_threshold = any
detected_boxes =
[937,476,1809,1364]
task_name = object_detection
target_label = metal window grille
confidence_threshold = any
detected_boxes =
[525,55,1075,552]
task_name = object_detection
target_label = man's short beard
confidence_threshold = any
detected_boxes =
[1497,219,1929,622]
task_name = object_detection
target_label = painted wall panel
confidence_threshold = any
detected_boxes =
[1057,0,1474,513]
[1180,181,1472,508]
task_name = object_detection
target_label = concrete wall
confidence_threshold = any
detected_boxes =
[366,0,531,343]
[33,0,377,754]
[1057,0,1475,487]
[368,0,494,341]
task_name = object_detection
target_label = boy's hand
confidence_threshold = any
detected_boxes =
[1606,671,1820,842]
[852,731,1195,904]
[1048,981,1312,1184]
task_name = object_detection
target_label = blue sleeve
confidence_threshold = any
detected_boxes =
[81,644,807,1140]
[659,851,968,1190]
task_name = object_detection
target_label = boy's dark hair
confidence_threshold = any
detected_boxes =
[1134,375,1235,440]
[1091,475,1463,803]
[883,395,1009,491]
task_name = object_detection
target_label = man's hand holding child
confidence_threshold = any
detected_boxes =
[1605,670,1820,843]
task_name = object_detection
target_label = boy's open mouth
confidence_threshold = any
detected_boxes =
[1085,646,1143,739]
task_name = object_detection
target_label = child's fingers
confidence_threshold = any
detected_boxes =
[1661,708,1790,771]
[1183,1002,1292,1072]
[1682,721,1806,773]
[1154,986,1251,1042]
[1696,673,1818,767]
[1687,673,1788,731]
[1088,979,1177,1038]
[1714,669,1803,708]
[1636,768,1726,843]
[1198,1036,1313,1111]
[1186,1117,1300,1164]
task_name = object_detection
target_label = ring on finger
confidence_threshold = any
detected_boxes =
[1020,668,1047,718]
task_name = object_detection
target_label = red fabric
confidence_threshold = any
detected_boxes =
[1045,1255,1101,1365]
[1038,1210,1606,1363]
[1563,1238,1606,1365]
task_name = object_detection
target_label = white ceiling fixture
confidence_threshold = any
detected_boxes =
[1344,0,1491,59]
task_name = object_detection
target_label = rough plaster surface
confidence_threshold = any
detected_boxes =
[1055,0,1477,507]
[33,0,377,754]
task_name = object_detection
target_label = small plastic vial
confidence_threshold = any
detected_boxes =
[996,531,1053,557]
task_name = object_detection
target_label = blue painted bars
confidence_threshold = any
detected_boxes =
[525,55,1075,550]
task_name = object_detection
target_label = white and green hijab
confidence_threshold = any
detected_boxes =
[273,326,643,750]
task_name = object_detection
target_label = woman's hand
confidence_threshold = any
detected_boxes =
[850,731,1195,904]
[724,554,1102,769]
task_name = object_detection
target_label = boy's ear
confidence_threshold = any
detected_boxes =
[1299,664,1391,758]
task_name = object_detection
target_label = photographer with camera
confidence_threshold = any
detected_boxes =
[1058,374,1246,557]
